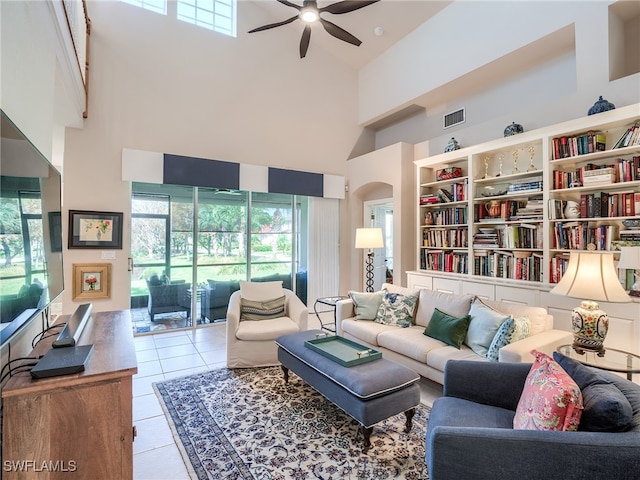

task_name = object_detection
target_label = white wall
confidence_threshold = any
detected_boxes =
[60,1,364,314]
[362,1,640,153]
[343,142,415,291]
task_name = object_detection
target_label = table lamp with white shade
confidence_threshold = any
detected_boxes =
[617,246,640,297]
[355,228,384,293]
[550,251,631,356]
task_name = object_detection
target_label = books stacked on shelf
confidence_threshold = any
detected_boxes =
[552,130,606,159]
[548,199,567,220]
[613,122,640,149]
[511,197,543,221]
[550,253,571,283]
[552,162,624,189]
[472,250,542,281]
[451,180,468,202]
[472,229,501,249]
[582,166,616,186]
[620,229,640,241]
[424,207,467,226]
[436,188,453,203]
[423,227,468,248]
[577,191,640,218]
[420,249,468,274]
[420,194,439,205]
[507,175,543,194]
[552,222,617,251]
[500,223,543,249]
[617,156,640,182]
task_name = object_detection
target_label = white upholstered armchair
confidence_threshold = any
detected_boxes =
[226,281,308,368]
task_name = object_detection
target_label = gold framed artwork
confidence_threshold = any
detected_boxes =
[72,263,111,300]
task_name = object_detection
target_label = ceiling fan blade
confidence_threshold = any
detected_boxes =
[248,15,298,33]
[320,0,379,15]
[276,0,302,10]
[300,25,311,58]
[319,18,361,46]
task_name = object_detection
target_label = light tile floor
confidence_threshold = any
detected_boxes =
[132,316,443,480]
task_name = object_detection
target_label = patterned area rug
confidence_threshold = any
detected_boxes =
[154,366,430,479]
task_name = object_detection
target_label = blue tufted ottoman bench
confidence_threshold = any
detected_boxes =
[276,330,421,451]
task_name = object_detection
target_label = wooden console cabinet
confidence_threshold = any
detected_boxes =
[2,310,138,479]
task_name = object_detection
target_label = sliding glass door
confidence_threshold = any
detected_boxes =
[131,183,308,333]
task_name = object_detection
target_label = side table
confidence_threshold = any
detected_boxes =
[314,296,348,332]
[556,344,640,381]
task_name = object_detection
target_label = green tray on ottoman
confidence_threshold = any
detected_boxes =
[304,335,381,367]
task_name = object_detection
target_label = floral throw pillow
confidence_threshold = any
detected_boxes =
[486,316,531,362]
[374,290,418,328]
[513,350,583,431]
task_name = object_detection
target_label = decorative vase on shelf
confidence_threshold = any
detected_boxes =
[571,300,608,356]
[587,96,615,116]
[564,201,580,219]
[444,137,461,152]
[504,122,524,137]
[485,200,502,218]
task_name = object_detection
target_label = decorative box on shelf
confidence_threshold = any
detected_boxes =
[436,167,462,181]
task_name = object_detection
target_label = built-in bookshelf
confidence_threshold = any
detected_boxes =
[414,103,640,287]
[418,157,469,274]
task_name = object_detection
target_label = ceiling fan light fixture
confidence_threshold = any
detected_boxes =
[300,7,319,23]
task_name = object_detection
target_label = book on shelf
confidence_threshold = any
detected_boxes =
[420,194,439,205]
[436,188,453,203]
[613,123,639,149]
[552,131,606,159]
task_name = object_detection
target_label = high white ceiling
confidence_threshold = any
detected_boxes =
[244,0,451,69]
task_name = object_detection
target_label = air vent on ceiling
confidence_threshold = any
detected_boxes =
[443,108,465,129]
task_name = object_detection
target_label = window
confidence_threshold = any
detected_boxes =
[121,0,167,15]
[131,183,308,328]
[120,0,237,38]
[177,0,236,37]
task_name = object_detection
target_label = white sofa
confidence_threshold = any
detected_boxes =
[335,283,572,385]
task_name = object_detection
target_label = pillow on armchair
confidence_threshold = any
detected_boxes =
[553,352,633,432]
[514,350,583,431]
[239,280,283,301]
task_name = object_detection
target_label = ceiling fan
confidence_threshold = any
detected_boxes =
[248,0,380,58]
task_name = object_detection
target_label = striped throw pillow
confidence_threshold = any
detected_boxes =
[240,295,286,321]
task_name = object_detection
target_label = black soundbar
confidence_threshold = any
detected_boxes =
[31,344,94,379]
[52,303,93,348]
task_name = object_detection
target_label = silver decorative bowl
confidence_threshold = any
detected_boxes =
[622,219,640,228]
[479,183,509,197]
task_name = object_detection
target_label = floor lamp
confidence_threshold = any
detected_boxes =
[355,228,384,293]
[550,251,631,355]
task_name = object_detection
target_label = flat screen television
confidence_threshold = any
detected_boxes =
[0,110,64,347]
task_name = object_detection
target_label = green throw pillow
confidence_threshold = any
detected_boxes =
[240,295,285,321]
[349,290,384,321]
[424,308,471,349]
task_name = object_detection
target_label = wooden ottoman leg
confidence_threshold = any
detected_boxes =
[404,408,415,433]
[281,365,289,384]
[362,426,373,453]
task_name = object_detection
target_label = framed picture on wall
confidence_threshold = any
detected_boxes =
[68,210,123,249]
[72,263,111,300]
